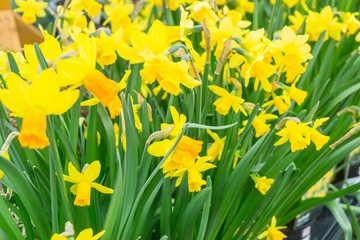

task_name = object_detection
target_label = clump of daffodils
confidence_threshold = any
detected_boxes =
[1,0,359,239]
[275,118,330,152]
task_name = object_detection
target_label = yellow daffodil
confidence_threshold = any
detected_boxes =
[118,20,177,63]
[20,28,65,81]
[148,135,203,174]
[306,6,344,41]
[229,29,269,69]
[243,111,278,138]
[340,12,360,36]
[282,78,308,105]
[56,7,88,37]
[289,10,306,32]
[103,0,134,31]
[161,106,186,137]
[224,8,252,29]
[171,154,216,192]
[168,0,183,11]
[209,16,248,57]
[272,26,313,83]
[275,119,329,152]
[14,0,47,24]
[208,85,247,116]
[63,161,114,207]
[258,216,287,240]
[187,1,218,23]
[81,69,129,119]
[241,50,276,92]
[95,29,126,66]
[253,175,274,195]
[69,0,102,17]
[206,129,226,161]
[274,120,311,152]
[141,57,201,95]
[262,95,291,115]
[235,0,254,15]
[0,70,79,149]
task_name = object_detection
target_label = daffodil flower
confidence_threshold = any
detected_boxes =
[14,0,47,24]
[63,161,114,207]
[282,77,308,105]
[272,26,313,83]
[306,6,344,41]
[69,0,102,17]
[274,120,311,152]
[0,69,79,149]
[187,1,218,23]
[171,154,216,192]
[251,174,275,195]
[208,85,247,116]
[103,0,134,31]
[262,95,291,115]
[274,119,330,152]
[258,216,287,240]
[243,112,278,138]
[340,12,360,36]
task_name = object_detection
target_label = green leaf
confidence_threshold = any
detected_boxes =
[6,52,20,75]
[325,200,352,240]
[174,187,212,240]
[0,155,51,240]
[197,176,212,240]
[34,43,48,70]
[0,195,25,240]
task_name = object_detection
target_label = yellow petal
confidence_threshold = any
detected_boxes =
[63,174,78,184]
[281,26,296,44]
[56,57,90,86]
[208,85,229,97]
[84,160,101,182]
[91,182,114,194]
[68,162,85,181]
[148,139,174,157]
[92,230,106,240]
[43,89,79,115]
[76,228,93,239]
[81,98,100,106]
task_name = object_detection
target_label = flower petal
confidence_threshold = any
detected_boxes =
[91,182,114,194]
[84,161,101,182]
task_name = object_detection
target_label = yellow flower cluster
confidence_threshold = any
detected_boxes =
[289,6,360,41]
[275,118,330,152]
